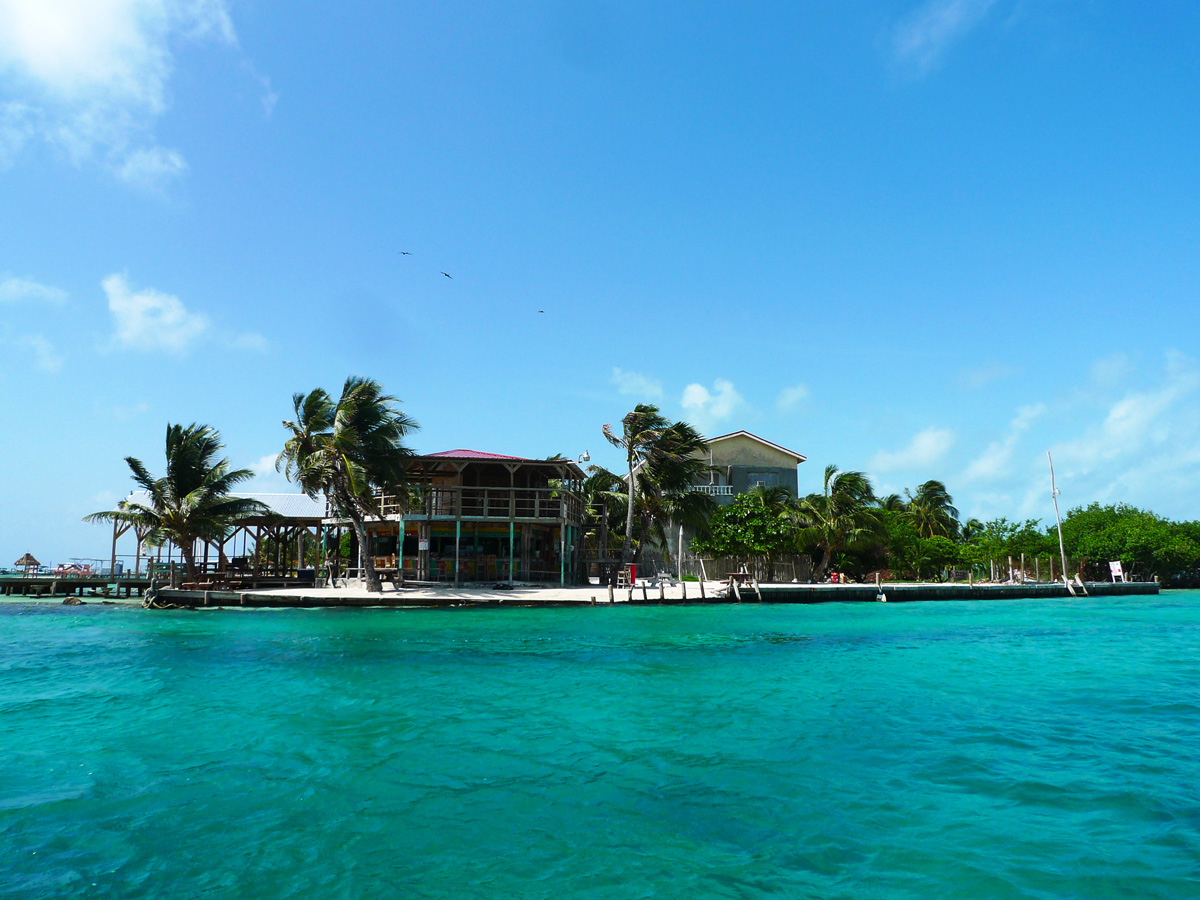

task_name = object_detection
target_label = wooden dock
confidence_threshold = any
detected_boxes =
[0,575,151,599]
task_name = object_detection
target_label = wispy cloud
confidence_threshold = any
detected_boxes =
[958,359,1016,390]
[681,378,745,430]
[892,0,998,72]
[18,333,63,372]
[103,273,209,353]
[962,403,1045,483]
[612,367,663,400]
[1051,351,1200,480]
[776,383,810,412]
[0,274,67,304]
[250,452,292,491]
[228,331,269,353]
[1090,351,1135,389]
[0,0,257,187]
[870,426,956,473]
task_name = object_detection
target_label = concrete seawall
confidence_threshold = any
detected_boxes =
[145,580,1160,609]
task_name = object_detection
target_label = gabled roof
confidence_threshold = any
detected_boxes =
[705,430,806,463]
[425,449,533,461]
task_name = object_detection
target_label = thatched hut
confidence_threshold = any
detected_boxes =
[14,552,41,577]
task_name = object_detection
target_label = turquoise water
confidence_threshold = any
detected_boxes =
[3,595,1200,899]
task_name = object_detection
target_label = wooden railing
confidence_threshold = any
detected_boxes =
[327,486,583,522]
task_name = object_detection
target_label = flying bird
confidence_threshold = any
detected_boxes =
[538,310,544,314]
[398,251,412,256]
[441,272,452,279]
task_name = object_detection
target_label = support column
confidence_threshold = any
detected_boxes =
[509,521,515,585]
[397,516,405,586]
[455,520,461,586]
[560,525,566,585]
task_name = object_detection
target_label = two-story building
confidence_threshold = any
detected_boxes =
[349,449,587,585]
[689,431,806,505]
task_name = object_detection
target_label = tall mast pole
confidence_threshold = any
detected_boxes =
[1048,451,1069,587]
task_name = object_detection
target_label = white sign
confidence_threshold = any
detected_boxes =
[1109,561,1125,583]
[419,539,429,551]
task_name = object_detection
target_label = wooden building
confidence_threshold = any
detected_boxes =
[337,449,587,585]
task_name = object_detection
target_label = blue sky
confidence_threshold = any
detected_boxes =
[3,1,1200,565]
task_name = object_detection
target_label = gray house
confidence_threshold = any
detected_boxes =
[689,431,805,505]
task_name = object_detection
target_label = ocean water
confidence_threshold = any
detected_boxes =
[2,594,1199,899]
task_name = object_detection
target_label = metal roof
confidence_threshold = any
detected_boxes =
[124,491,325,520]
[425,449,533,461]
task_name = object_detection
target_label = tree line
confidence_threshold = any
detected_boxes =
[85,386,1200,591]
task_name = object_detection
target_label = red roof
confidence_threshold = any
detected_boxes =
[425,449,532,461]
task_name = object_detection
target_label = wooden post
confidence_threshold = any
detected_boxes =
[455,520,461,587]
[608,584,614,603]
[699,579,706,600]
[659,582,665,601]
[642,584,648,602]
[681,580,687,601]
[397,516,405,587]
[1035,556,1040,582]
[732,580,742,602]
[753,579,763,602]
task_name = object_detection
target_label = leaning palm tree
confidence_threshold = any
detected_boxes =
[793,464,883,581]
[84,424,271,580]
[278,376,417,593]
[631,419,714,565]
[905,480,960,539]
[602,405,671,566]
[603,407,712,568]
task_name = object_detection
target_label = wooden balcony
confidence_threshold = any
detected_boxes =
[327,485,583,524]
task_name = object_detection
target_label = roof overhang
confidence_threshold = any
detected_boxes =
[705,430,806,463]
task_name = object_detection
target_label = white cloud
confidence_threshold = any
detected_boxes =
[958,360,1016,390]
[892,0,998,72]
[19,333,63,372]
[612,367,663,399]
[111,400,149,421]
[249,452,292,491]
[116,145,186,190]
[870,426,956,473]
[228,331,269,353]
[1090,352,1134,389]
[0,0,239,185]
[0,274,67,304]
[681,378,745,428]
[776,383,810,412]
[962,403,1045,483]
[103,272,208,353]
[1051,352,1200,479]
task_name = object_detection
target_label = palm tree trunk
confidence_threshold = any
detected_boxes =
[181,543,198,582]
[621,447,635,565]
[813,546,832,582]
[346,508,382,593]
[333,482,383,593]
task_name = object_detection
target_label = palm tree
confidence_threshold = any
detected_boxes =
[85,424,271,580]
[278,376,418,593]
[602,405,678,565]
[630,419,714,566]
[793,465,883,581]
[905,480,960,539]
